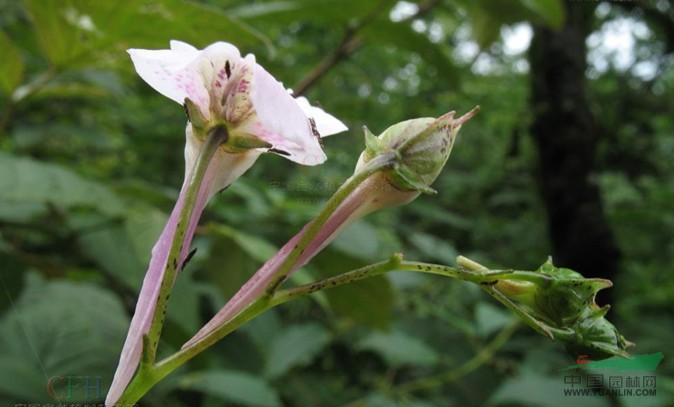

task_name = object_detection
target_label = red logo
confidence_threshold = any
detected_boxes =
[576,355,591,365]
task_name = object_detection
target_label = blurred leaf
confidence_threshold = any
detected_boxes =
[230,0,380,25]
[124,204,168,265]
[77,223,144,288]
[331,220,381,261]
[24,0,268,69]
[408,232,458,265]
[518,0,565,28]
[206,223,277,263]
[474,302,515,338]
[489,374,608,407]
[0,153,125,216]
[264,323,330,378]
[0,273,128,404]
[179,370,281,407]
[204,234,263,300]
[312,249,393,329]
[0,30,24,95]
[357,330,439,367]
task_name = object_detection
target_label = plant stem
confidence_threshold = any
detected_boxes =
[145,126,228,362]
[264,152,395,294]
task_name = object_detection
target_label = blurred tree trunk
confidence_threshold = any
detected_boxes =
[528,2,621,287]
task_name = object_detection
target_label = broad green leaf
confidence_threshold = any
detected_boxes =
[0,30,24,95]
[124,204,168,265]
[264,323,330,378]
[0,153,125,216]
[357,330,439,367]
[23,0,268,69]
[179,370,281,407]
[0,273,128,404]
[311,249,393,329]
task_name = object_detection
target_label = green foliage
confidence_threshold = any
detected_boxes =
[0,0,672,406]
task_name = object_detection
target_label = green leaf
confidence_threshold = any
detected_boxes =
[179,370,281,407]
[357,330,439,367]
[0,30,24,96]
[408,232,458,265]
[0,153,125,216]
[518,0,565,29]
[474,302,516,338]
[264,323,330,378]
[311,249,393,329]
[489,374,609,407]
[23,0,268,69]
[331,220,381,261]
[0,273,128,403]
[206,224,277,263]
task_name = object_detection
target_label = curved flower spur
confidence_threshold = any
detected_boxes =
[106,40,346,406]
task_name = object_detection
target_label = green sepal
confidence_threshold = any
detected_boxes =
[184,97,208,129]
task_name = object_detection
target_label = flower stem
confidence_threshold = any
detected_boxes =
[264,152,395,294]
[145,126,228,362]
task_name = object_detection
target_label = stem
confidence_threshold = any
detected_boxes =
[116,296,270,405]
[145,126,228,362]
[264,153,395,295]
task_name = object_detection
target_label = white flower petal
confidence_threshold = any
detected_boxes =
[247,63,327,165]
[128,45,210,119]
[294,96,348,137]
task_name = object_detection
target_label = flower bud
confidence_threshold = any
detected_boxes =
[357,107,479,194]
[493,258,633,358]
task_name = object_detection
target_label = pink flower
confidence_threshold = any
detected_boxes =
[106,40,346,406]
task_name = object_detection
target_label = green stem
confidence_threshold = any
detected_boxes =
[116,296,270,405]
[146,126,228,362]
[265,153,395,294]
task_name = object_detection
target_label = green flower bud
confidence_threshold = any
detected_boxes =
[357,107,479,194]
[493,258,633,359]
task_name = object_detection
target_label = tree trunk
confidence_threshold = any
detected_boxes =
[528,2,620,290]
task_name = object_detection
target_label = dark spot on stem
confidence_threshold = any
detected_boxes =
[182,248,198,270]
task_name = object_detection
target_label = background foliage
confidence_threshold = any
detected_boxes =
[0,0,672,406]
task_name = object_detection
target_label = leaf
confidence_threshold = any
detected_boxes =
[0,30,24,95]
[489,374,608,407]
[311,249,393,329]
[0,153,125,216]
[357,330,439,367]
[408,232,458,265]
[264,323,330,378]
[0,273,128,403]
[474,302,516,338]
[518,0,565,29]
[331,220,381,261]
[179,370,281,407]
[23,0,269,69]
[206,224,277,263]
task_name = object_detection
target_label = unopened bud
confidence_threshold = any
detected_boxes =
[357,107,479,194]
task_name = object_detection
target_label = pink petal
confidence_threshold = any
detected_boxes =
[294,96,348,137]
[243,63,327,165]
[127,42,209,119]
[182,174,412,349]
[106,133,260,405]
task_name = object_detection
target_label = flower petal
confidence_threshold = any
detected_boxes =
[243,63,327,165]
[294,96,348,137]
[128,42,210,119]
